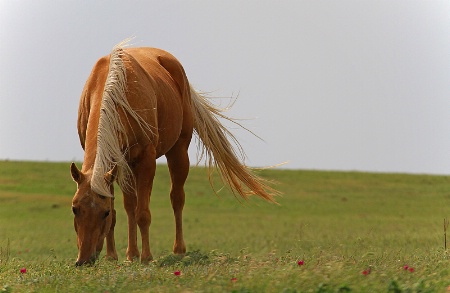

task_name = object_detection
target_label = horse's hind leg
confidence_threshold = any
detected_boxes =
[166,140,190,255]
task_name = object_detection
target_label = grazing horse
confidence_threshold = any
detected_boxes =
[70,40,278,266]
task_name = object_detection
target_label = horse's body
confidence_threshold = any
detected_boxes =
[70,41,277,265]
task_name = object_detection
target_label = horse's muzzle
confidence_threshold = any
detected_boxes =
[75,254,98,266]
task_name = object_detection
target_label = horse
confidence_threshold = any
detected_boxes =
[70,39,278,266]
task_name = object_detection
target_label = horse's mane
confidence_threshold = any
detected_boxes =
[91,39,151,197]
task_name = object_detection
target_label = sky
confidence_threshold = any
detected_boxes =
[1,1,449,175]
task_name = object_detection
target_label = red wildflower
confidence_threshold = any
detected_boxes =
[403,265,414,272]
[174,270,181,276]
[20,268,27,274]
[231,277,237,282]
[362,267,371,276]
[297,260,304,266]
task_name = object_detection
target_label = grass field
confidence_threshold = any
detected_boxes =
[0,160,450,292]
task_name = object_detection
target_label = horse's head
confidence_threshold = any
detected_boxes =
[70,162,116,266]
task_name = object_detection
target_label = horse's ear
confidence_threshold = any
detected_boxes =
[70,162,83,184]
[104,165,118,186]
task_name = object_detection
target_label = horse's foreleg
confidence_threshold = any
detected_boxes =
[166,142,189,255]
[105,199,118,260]
[123,189,139,261]
[134,148,156,263]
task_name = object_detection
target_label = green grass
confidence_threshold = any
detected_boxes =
[1,160,450,292]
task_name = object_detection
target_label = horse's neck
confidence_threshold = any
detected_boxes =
[80,113,101,173]
[81,136,98,173]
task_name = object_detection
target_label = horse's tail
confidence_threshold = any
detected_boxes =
[91,39,151,197]
[190,86,279,203]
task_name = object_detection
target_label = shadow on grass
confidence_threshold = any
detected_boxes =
[157,250,210,267]
[157,249,239,267]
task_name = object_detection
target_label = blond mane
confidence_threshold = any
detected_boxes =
[91,39,151,197]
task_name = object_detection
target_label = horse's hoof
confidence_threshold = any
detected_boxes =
[140,255,153,265]
[104,255,118,262]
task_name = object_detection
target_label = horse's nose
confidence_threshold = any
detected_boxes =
[75,258,92,266]
[75,259,85,266]
[75,254,97,266]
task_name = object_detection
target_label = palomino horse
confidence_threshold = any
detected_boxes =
[70,40,278,266]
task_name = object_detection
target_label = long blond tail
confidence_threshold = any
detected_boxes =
[190,86,279,202]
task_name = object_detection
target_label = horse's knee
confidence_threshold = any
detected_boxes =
[136,209,151,228]
[170,189,185,210]
[124,198,137,214]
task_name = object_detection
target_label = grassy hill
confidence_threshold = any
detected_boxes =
[0,161,449,292]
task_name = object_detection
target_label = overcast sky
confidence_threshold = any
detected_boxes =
[1,1,449,175]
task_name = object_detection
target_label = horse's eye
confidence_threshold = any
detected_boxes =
[72,206,79,216]
[103,210,110,219]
